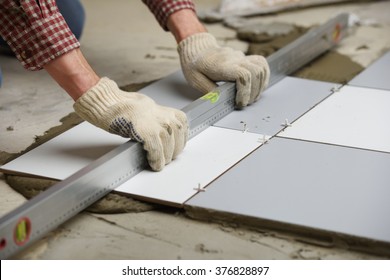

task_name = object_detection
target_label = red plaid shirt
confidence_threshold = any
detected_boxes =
[142,0,195,31]
[0,0,195,71]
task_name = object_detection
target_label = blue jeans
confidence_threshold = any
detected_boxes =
[0,0,85,86]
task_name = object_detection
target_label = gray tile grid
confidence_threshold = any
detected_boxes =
[349,51,390,91]
[185,137,390,243]
[180,53,390,245]
[183,58,390,245]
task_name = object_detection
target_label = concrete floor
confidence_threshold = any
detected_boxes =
[1,0,390,259]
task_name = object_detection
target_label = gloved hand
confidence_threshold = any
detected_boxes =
[73,77,188,171]
[178,33,270,108]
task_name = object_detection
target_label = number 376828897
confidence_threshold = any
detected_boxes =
[215,266,269,276]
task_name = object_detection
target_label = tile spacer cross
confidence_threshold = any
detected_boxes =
[281,118,292,130]
[193,183,206,193]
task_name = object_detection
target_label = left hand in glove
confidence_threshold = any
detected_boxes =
[178,32,270,108]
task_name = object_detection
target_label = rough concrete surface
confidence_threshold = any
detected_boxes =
[1,0,390,259]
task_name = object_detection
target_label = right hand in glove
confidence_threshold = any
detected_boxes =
[73,77,188,171]
[178,33,270,109]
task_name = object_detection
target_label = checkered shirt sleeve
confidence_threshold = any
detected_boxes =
[0,0,80,71]
[142,0,196,31]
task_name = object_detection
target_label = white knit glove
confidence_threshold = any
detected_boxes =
[73,78,188,171]
[178,33,270,108]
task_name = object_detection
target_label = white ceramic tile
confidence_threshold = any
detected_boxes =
[0,122,127,179]
[1,121,265,205]
[278,85,390,153]
[115,127,266,205]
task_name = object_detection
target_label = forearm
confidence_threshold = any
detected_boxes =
[43,48,100,101]
[167,9,207,43]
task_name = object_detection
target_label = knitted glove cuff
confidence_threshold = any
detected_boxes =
[73,77,131,125]
[177,33,219,60]
[74,77,124,111]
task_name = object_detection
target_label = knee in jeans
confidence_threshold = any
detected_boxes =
[56,0,86,40]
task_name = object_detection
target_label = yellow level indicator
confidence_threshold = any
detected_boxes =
[201,91,220,103]
[332,23,342,43]
[14,217,31,246]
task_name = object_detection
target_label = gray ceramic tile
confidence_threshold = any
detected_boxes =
[214,77,337,135]
[349,51,390,91]
[186,137,390,243]
[139,70,202,109]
